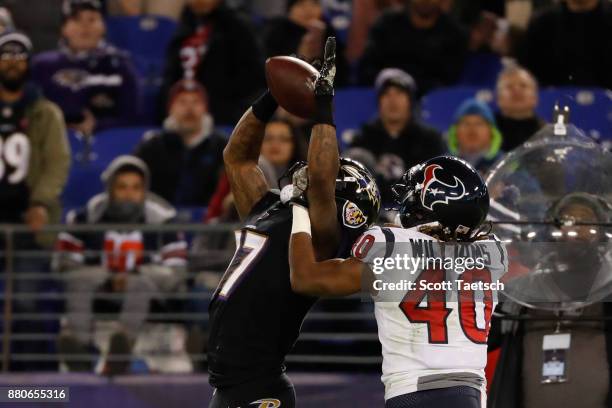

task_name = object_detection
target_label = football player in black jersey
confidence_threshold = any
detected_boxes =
[207,38,381,407]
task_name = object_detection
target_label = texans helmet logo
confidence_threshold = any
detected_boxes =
[420,164,466,210]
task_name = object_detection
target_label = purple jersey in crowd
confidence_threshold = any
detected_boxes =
[31,41,140,131]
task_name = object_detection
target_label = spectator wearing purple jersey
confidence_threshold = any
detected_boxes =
[31,0,140,134]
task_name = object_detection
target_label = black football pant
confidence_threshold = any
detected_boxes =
[385,386,482,408]
[208,373,295,408]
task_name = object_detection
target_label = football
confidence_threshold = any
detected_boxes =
[265,56,319,119]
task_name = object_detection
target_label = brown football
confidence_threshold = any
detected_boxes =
[265,56,319,119]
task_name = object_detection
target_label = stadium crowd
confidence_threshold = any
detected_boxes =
[0,0,610,404]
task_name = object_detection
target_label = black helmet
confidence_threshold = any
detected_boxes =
[282,157,381,229]
[392,156,489,236]
[335,157,381,229]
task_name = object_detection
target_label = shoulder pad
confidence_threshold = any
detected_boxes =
[393,226,437,242]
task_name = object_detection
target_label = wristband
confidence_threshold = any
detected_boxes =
[291,204,312,236]
[314,94,335,126]
[251,90,278,123]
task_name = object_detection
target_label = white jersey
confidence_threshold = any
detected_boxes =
[351,226,508,401]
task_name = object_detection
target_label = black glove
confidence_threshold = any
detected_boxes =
[313,37,336,126]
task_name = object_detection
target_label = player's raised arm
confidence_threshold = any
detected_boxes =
[223,92,278,219]
[289,205,371,297]
[307,37,342,260]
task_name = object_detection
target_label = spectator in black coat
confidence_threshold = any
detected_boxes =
[135,79,226,207]
[346,68,446,205]
[160,0,264,125]
[519,0,612,89]
[263,0,348,85]
[495,65,545,151]
[359,0,468,95]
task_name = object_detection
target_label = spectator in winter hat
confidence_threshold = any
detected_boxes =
[55,155,187,375]
[0,30,70,371]
[346,68,445,205]
[0,30,70,231]
[31,0,140,134]
[447,98,504,175]
[134,79,226,207]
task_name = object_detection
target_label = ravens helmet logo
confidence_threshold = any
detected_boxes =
[342,201,367,228]
[250,398,281,407]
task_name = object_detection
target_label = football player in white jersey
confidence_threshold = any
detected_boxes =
[288,155,508,408]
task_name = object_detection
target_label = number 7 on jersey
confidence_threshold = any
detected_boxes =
[216,230,269,299]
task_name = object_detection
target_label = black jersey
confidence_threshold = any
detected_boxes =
[0,99,31,223]
[208,191,361,388]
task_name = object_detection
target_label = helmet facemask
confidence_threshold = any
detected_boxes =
[279,158,381,229]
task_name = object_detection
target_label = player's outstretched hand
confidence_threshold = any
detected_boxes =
[314,36,336,98]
